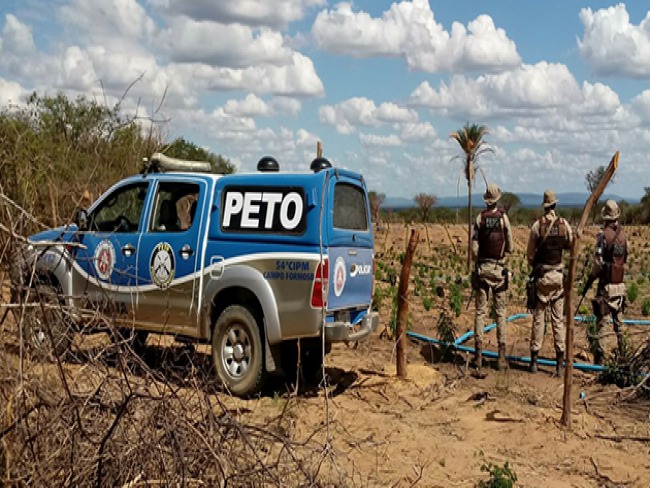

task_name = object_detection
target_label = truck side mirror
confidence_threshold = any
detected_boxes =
[75,209,88,231]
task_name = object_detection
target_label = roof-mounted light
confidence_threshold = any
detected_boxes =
[257,156,280,172]
[143,153,213,174]
[310,157,332,172]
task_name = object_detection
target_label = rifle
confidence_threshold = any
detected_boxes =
[574,276,595,316]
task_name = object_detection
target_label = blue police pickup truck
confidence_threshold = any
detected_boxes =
[24,153,378,396]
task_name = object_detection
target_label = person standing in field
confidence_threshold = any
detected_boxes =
[526,189,573,376]
[589,200,628,364]
[471,183,513,377]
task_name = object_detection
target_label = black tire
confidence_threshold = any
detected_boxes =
[212,305,265,397]
[114,327,149,356]
[22,282,71,360]
[301,342,325,384]
[281,339,324,385]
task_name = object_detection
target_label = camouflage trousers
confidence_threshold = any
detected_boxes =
[474,262,507,347]
[594,284,626,358]
[530,269,565,354]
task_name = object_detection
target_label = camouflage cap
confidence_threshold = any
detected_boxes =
[483,183,501,205]
[601,199,620,220]
[542,189,557,208]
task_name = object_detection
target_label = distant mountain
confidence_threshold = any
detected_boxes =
[383,192,639,209]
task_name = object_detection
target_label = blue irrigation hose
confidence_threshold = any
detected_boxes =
[454,313,530,346]
[574,315,650,326]
[407,330,608,372]
[455,313,650,348]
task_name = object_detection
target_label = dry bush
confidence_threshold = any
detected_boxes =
[0,198,343,487]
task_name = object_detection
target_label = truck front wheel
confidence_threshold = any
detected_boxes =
[22,282,72,360]
[212,305,265,397]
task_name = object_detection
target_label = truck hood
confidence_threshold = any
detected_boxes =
[28,226,77,243]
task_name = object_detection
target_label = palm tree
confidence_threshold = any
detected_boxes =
[450,123,492,272]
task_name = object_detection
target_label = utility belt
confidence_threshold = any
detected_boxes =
[592,283,626,317]
[472,262,509,291]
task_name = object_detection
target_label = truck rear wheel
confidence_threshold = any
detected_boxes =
[281,339,324,386]
[114,327,149,356]
[212,305,265,397]
[22,282,71,360]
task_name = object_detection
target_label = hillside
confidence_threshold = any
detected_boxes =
[384,192,639,209]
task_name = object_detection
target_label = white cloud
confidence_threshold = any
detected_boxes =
[58,0,156,44]
[295,128,320,148]
[0,77,28,107]
[192,52,324,97]
[578,4,650,78]
[399,122,437,142]
[1,14,36,55]
[59,46,97,91]
[208,107,258,133]
[312,0,521,73]
[158,18,293,68]
[319,97,418,134]
[155,0,326,29]
[359,133,402,147]
[224,94,270,117]
[409,62,588,117]
[374,102,418,123]
[270,97,302,116]
[631,90,650,123]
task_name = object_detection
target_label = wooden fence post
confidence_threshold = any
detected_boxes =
[396,228,420,378]
[561,151,618,426]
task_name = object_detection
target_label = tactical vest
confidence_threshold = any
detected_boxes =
[477,209,505,260]
[536,216,568,266]
[601,224,627,284]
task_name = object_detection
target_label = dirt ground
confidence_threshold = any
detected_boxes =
[1,223,649,486]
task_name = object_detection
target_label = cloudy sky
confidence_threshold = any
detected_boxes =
[2,0,650,200]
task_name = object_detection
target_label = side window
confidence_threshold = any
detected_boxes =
[90,183,149,232]
[333,183,369,231]
[150,181,200,233]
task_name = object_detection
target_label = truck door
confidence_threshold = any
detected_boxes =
[135,178,207,333]
[326,179,374,312]
[74,181,150,317]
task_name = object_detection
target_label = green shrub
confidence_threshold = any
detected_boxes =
[627,282,639,303]
[599,333,644,388]
[477,461,517,488]
[372,287,384,311]
[422,296,432,312]
[449,283,463,317]
[436,310,457,344]
[642,298,650,317]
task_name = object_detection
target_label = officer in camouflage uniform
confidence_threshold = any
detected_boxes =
[526,189,573,376]
[471,183,513,376]
[589,200,628,364]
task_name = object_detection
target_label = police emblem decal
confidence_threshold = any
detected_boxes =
[94,240,116,281]
[150,242,175,289]
[333,256,346,297]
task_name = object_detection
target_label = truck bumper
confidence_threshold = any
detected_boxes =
[324,311,379,343]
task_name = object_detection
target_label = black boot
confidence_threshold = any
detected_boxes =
[498,344,507,371]
[594,350,604,366]
[529,351,538,373]
[473,344,487,379]
[556,350,564,377]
